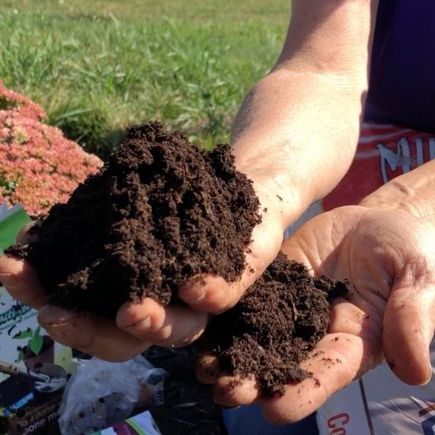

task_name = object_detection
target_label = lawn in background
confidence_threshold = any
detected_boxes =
[0,0,289,157]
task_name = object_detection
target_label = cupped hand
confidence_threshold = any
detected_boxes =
[0,164,296,360]
[197,205,435,423]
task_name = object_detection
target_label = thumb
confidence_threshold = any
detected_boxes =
[383,284,435,385]
[0,255,46,308]
[178,207,283,313]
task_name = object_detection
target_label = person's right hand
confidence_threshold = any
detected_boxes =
[197,205,435,423]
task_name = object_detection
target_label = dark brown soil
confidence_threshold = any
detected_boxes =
[7,122,260,318]
[7,121,347,399]
[200,253,347,397]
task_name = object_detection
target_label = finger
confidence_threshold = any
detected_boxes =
[0,256,46,308]
[214,374,260,407]
[261,333,378,424]
[195,354,220,384]
[209,302,380,412]
[328,299,383,344]
[116,297,209,347]
[178,217,283,313]
[383,284,435,385]
[38,305,147,361]
[179,275,245,314]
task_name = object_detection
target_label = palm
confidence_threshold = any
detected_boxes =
[204,205,435,423]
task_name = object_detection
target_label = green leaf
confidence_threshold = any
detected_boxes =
[0,206,31,252]
[28,327,43,356]
[12,328,33,340]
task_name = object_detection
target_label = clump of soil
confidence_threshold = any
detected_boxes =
[7,122,260,318]
[8,121,347,398]
[200,253,347,396]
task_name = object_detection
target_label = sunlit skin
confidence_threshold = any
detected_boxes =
[3,0,435,424]
[0,0,380,364]
[197,206,435,422]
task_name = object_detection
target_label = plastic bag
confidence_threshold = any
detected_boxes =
[58,355,167,435]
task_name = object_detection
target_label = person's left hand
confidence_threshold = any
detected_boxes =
[196,205,435,424]
[0,169,286,360]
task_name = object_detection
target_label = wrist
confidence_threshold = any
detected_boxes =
[233,147,313,229]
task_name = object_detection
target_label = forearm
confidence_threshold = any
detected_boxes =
[360,160,435,226]
[232,0,378,226]
[232,71,364,224]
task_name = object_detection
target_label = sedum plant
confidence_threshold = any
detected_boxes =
[0,81,102,217]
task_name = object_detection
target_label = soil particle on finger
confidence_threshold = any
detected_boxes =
[7,122,260,318]
[200,253,347,397]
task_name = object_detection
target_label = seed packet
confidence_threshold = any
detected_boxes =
[0,204,73,435]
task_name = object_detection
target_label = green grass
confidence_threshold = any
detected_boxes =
[0,0,289,157]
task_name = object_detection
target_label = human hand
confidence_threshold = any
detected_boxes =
[196,205,435,423]
[0,161,296,360]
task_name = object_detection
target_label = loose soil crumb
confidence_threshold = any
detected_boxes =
[200,253,347,396]
[7,122,260,318]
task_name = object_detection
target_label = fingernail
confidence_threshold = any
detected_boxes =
[140,316,152,330]
[38,305,75,326]
[179,275,208,304]
[182,287,206,304]
[127,316,152,331]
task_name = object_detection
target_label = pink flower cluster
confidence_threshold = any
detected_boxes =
[0,80,46,122]
[0,81,103,217]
